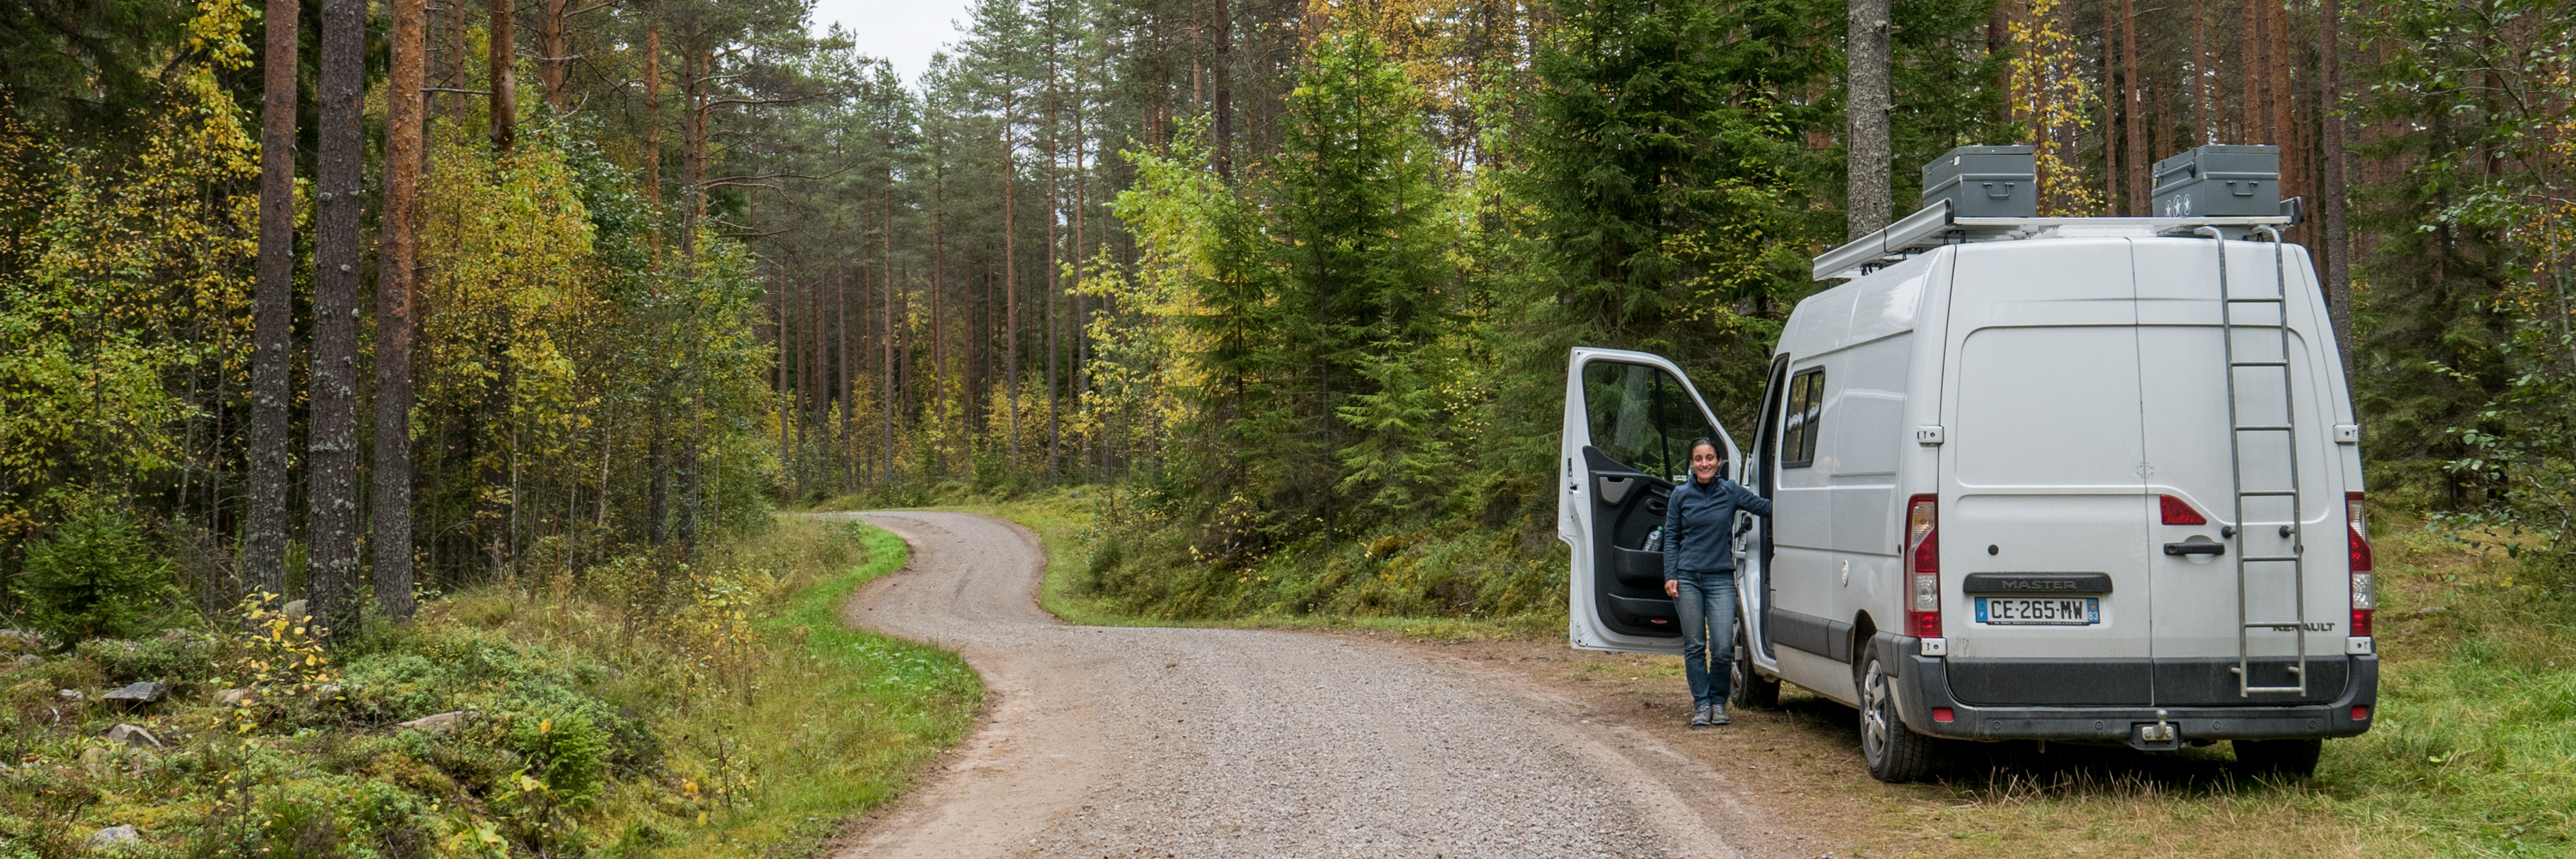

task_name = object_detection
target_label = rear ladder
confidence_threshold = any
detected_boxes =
[2202,225,2311,697]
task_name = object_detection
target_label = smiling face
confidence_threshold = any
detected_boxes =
[1690,442,1723,484]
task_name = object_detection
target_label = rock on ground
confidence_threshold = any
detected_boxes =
[398,710,472,734]
[105,681,167,706]
[105,723,163,748]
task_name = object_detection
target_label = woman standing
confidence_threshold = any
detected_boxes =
[1663,438,1771,727]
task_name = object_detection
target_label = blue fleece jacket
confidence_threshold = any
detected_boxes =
[1663,477,1772,580]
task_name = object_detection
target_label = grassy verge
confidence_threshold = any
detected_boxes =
[0,517,978,858]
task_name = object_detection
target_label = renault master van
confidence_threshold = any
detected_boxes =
[1559,160,2378,783]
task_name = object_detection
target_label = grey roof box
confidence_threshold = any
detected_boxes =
[2152,144,2279,217]
[1921,144,2037,218]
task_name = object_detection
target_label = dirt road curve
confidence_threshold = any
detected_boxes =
[829,510,1799,859]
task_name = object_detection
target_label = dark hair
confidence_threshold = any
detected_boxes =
[1689,437,1723,460]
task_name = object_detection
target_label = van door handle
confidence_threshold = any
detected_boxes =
[2162,542,2226,556]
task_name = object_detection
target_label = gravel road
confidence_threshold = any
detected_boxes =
[830,510,1793,859]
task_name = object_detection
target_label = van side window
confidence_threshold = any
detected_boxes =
[1581,361,1720,483]
[1780,369,1825,468]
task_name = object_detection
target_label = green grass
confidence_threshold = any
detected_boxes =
[655,520,983,856]
[1881,522,2576,859]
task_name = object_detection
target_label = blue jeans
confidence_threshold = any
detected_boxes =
[1675,570,1738,709]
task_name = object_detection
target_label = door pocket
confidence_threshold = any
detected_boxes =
[1609,546,1667,588]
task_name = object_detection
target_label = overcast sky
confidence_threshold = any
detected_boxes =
[808,0,973,84]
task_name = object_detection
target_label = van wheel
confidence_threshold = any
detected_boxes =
[1729,626,1778,709]
[1859,655,1938,783]
[2233,739,2322,777]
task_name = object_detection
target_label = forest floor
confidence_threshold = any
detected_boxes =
[883,490,2572,859]
[0,517,980,857]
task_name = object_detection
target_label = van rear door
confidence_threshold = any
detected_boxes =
[2134,238,2350,704]
[1559,349,1744,654]
[1939,239,2157,706]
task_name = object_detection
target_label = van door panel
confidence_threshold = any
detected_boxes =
[2133,240,2352,685]
[1940,241,2153,674]
[1560,350,1744,654]
[1767,359,1837,691]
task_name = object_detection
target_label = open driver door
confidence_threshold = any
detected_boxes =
[1559,348,1745,654]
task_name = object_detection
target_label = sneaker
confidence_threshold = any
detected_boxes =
[1690,704,1712,727]
[1708,703,1730,725]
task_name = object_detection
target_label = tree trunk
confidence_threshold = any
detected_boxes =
[246,0,299,603]
[2101,0,2117,213]
[2267,0,2293,225]
[375,0,427,622]
[644,20,661,261]
[1845,0,1891,237]
[2122,0,2146,215]
[778,276,793,495]
[682,47,706,268]
[933,174,949,472]
[2191,0,2209,143]
[1003,100,1020,469]
[840,263,854,492]
[312,0,362,633]
[2240,0,2261,142]
[2318,0,2354,378]
[541,0,568,111]
[1987,0,2009,129]
[1213,0,1233,180]
[1046,41,1063,483]
[490,0,515,150]
[883,172,898,482]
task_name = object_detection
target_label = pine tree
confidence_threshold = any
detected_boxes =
[1271,34,1459,522]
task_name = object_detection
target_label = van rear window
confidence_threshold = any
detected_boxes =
[1781,369,1824,468]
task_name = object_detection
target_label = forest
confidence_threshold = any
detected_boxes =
[0,0,2571,853]
[0,0,2569,636]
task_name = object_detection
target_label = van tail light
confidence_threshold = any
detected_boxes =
[2348,492,2374,637]
[2159,495,2207,525]
[1906,495,1940,637]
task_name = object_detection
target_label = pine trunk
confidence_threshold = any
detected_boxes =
[2123,0,2146,215]
[542,0,568,111]
[247,0,299,603]
[1846,0,1891,236]
[2318,0,2354,377]
[1213,0,1233,179]
[375,0,427,621]
[490,0,515,150]
[312,0,363,633]
[2192,0,2209,142]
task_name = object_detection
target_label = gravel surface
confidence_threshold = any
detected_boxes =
[831,511,1780,859]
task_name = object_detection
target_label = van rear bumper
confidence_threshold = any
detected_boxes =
[1875,637,2377,749]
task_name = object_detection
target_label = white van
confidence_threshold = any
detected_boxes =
[1559,213,2379,783]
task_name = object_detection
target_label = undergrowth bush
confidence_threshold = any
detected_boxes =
[9,503,184,644]
[0,517,976,858]
[1073,484,1566,625]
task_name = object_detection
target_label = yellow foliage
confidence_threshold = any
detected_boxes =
[0,5,259,504]
[2007,0,2104,216]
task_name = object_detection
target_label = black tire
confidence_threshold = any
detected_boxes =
[1729,625,1780,710]
[2233,738,2323,777]
[1859,654,1939,783]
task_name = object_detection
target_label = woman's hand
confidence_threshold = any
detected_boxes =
[1664,579,1679,599]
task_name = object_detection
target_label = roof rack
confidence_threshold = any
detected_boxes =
[1810,198,2298,282]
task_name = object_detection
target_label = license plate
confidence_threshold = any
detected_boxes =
[1975,597,2101,625]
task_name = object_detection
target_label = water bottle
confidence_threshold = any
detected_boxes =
[1643,527,1663,551]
